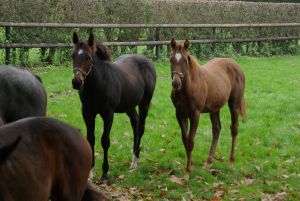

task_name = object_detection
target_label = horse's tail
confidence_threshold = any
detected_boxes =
[0,136,21,165]
[239,97,247,121]
[82,182,108,201]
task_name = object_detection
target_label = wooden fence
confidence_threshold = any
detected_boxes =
[1,22,300,64]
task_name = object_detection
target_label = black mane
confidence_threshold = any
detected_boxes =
[95,43,112,61]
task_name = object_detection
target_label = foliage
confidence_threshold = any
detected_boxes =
[0,0,299,66]
[31,54,300,200]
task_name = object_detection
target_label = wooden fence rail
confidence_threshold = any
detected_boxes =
[1,22,300,64]
[1,22,300,28]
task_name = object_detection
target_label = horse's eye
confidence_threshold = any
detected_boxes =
[170,57,176,63]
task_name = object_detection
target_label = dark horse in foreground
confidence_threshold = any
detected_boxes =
[0,65,47,125]
[71,32,156,182]
[169,39,246,180]
[0,117,107,201]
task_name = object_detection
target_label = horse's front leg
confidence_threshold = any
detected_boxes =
[184,110,200,180]
[100,111,114,183]
[176,111,188,151]
[82,109,96,178]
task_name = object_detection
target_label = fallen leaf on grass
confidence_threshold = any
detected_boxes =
[214,190,224,197]
[208,168,221,176]
[255,165,261,172]
[213,181,224,188]
[168,169,176,175]
[282,174,289,179]
[228,189,239,197]
[211,195,221,201]
[262,192,287,201]
[116,175,125,181]
[160,148,166,153]
[196,175,203,180]
[241,178,254,185]
[169,175,183,186]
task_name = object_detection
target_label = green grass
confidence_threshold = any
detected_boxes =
[32,55,300,200]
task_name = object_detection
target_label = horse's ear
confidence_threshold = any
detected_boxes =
[184,39,189,49]
[73,32,79,44]
[88,33,94,47]
[171,38,176,49]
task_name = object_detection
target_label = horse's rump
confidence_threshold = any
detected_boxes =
[0,65,47,124]
[0,136,21,165]
[201,58,246,115]
[0,117,95,201]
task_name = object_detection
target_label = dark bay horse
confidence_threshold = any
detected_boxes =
[0,65,47,125]
[0,117,107,201]
[169,39,246,180]
[71,32,156,182]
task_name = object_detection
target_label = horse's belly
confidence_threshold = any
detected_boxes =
[115,92,144,113]
[203,96,228,112]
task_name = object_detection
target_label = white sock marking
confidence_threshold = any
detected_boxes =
[130,154,138,170]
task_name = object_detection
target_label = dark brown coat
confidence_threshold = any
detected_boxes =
[0,117,107,201]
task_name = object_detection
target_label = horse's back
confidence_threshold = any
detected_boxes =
[113,54,156,112]
[0,65,47,123]
[0,117,92,201]
[204,58,244,77]
[114,54,156,78]
[203,58,244,87]
[200,58,245,112]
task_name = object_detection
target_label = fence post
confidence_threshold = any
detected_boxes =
[155,28,160,60]
[5,26,10,65]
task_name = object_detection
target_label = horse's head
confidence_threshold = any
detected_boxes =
[169,38,190,91]
[71,32,96,90]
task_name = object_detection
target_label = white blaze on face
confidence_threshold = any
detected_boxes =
[78,49,83,55]
[175,53,182,63]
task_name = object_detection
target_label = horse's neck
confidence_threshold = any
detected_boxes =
[183,61,201,91]
[83,59,106,92]
[83,59,118,94]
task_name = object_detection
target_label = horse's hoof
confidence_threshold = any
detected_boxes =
[89,168,95,180]
[183,173,190,181]
[203,162,211,170]
[129,154,138,171]
[129,166,137,173]
[99,176,109,185]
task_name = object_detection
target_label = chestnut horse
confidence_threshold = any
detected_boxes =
[71,32,156,182]
[0,117,107,201]
[169,39,246,179]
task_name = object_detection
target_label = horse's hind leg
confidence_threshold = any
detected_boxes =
[82,110,96,178]
[126,109,139,170]
[228,101,240,164]
[0,117,5,126]
[204,111,221,169]
[130,98,151,170]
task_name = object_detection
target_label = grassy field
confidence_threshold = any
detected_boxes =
[33,55,300,200]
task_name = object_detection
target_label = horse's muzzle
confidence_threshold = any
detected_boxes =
[172,78,182,91]
[72,78,82,90]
